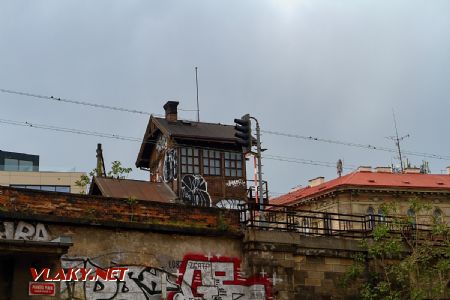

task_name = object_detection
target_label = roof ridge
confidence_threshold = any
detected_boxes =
[154,117,233,127]
[96,177,158,184]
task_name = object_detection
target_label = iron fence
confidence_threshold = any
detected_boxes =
[238,202,440,239]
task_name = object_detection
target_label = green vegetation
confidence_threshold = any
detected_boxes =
[126,196,138,222]
[217,212,230,231]
[75,161,133,194]
[107,161,132,179]
[342,200,450,299]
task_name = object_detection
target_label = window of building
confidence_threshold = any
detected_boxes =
[180,147,200,174]
[323,213,332,235]
[433,208,443,222]
[300,217,312,234]
[377,207,386,223]
[203,150,221,176]
[4,159,19,171]
[18,160,33,171]
[10,185,70,193]
[224,152,243,177]
[407,208,416,228]
[367,207,375,229]
[3,159,34,171]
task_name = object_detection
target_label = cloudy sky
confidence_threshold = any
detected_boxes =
[1,0,449,196]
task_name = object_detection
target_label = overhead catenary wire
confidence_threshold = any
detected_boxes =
[262,129,450,161]
[264,154,357,170]
[0,118,357,171]
[0,88,196,115]
[2,87,449,162]
[0,88,162,116]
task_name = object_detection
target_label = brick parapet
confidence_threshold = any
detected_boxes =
[0,186,241,236]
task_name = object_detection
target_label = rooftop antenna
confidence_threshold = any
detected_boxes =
[195,67,200,122]
[387,110,409,173]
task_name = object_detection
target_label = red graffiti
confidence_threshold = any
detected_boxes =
[168,254,272,300]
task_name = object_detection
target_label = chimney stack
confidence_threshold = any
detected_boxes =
[309,176,325,187]
[404,167,421,174]
[446,166,450,175]
[163,101,179,122]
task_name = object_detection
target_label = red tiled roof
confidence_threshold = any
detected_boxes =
[271,171,450,206]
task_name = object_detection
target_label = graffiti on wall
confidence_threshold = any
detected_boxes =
[156,135,168,152]
[0,220,50,241]
[61,258,179,299]
[181,174,211,207]
[169,254,271,300]
[225,179,246,188]
[61,254,271,300]
[163,149,178,182]
[215,199,246,210]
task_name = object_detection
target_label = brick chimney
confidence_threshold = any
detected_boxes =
[163,101,179,122]
[309,176,325,187]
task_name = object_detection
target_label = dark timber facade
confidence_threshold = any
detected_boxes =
[136,101,248,208]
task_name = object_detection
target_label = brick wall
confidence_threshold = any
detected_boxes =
[0,186,241,236]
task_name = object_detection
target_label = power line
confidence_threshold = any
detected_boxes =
[0,118,144,142]
[262,129,450,161]
[0,88,163,117]
[3,87,448,162]
[264,154,356,170]
[0,118,355,171]
[0,88,197,116]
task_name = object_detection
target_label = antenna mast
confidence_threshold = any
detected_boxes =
[195,67,200,122]
[388,111,409,172]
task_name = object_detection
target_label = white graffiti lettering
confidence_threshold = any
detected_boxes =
[215,199,246,210]
[225,179,246,188]
[0,221,50,241]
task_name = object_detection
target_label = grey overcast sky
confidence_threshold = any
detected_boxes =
[1,0,450,196]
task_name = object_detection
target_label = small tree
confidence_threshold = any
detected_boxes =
[75,161,133,194]
[74,173,91,194]
[107,161,132,179]
[342,199,450,300]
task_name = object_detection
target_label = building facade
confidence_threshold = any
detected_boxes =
[270,166,450,233]
[0,150,85,194]
[0,150,39,172]
[136,101,248,208]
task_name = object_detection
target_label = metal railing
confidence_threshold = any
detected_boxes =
[239,202,439,239]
